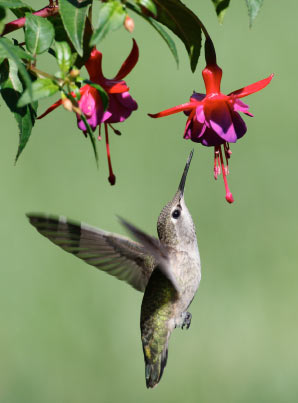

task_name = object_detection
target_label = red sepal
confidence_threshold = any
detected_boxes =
[148,102,197,118]
[113,39,139,81]
[37,99,63,119]
[228,74,273,99]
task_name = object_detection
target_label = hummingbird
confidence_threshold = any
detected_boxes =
[27,149,201,388]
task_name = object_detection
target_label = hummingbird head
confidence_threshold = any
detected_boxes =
[157,150,197,252]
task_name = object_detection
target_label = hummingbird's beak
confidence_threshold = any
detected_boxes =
[178,149,194,197]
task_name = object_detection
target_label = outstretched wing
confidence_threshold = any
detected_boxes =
[27,213,156,292]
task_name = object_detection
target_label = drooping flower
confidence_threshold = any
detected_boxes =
[149,38,273,203]
[38,39,139,185]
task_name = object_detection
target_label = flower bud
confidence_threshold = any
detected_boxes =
[70,68,80,79]
[62,98,73,112]
[124,15,135,33]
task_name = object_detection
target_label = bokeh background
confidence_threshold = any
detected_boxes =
[1,1,297,402]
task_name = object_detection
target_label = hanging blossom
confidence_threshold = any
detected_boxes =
[149,38,273,203]
[38,39,139,185]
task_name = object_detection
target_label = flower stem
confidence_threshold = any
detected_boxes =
[1,5,59,36]
[104,123,116,186]
[29,65,64,86]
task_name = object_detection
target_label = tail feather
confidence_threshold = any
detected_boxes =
[144,343,169,388]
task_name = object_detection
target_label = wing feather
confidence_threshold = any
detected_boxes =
[27,214,155,292]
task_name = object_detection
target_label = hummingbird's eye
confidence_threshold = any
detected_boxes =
[172,209,181,219]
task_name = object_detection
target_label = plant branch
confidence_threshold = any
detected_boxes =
[29,64,64,86]
[1,5,59,36]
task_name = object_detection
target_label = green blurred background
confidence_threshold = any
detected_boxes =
[1,1,297,402]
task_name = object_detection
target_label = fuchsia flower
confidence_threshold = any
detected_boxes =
[149,39,273,203]
[38,39,139,185]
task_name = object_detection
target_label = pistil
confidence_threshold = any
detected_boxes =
[218,145,234,203]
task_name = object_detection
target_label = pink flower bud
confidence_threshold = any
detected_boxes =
[62,98,73,112]
[124,15,135,33]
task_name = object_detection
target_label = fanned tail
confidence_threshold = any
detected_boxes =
[143,342,169,388]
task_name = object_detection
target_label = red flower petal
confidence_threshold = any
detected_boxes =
[85,48,103,82]
[105,80,129,94]
[113,39,139,81]
[148,102,197,118]
[37,99,63,119]
[228,74,274,99]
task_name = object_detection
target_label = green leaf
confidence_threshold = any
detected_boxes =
[83,79,109,111]
[48,13,70,43]
[245,0,264,27]
[127,2,178,67]
[7,58,22,92]
[0,59,21,91]
[0,6,6,35]
[137,0,157,16]
[211,0,230,23]
[0,37,33,60]
[0,0,31,19]
[80,112,98,166]
[91,1,126,46]
[59,0,92,56]
[18,77,59,107]
[145,0,202,72]
[14,101,37,161]
[55,41,73,74]
[10,4,31,18]
[0,37,33,95]
[149,19,178,67]
[0,59,37,161]
[25,13,55,55]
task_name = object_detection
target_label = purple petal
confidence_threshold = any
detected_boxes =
[207,101,238,143]
[77,118,87,132]
[183,119,192,139]
[77,110,99,132]
[117,91,138,110]
[195,104,205,123]
[79,88,96,117]
[102,109,113,122]
[199,127,226,147]
[103,93,137,123]
[233,98,253,117]
[230,110,247,140]
[190,92,205,102]
[184,115,206,141]
[77,86,105,132]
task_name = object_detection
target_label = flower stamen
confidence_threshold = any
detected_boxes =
[108,124,122,136]
[223,142,232,175]
[104,123,116,185]
[214,148,221,180]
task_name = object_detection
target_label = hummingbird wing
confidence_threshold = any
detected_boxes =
[27,213,155,292]
[118,217,180,292]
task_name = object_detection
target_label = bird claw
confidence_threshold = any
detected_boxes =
[181,311,192,330]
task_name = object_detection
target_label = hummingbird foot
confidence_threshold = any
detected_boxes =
[181,311,192,330]
[175,311,192,330]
